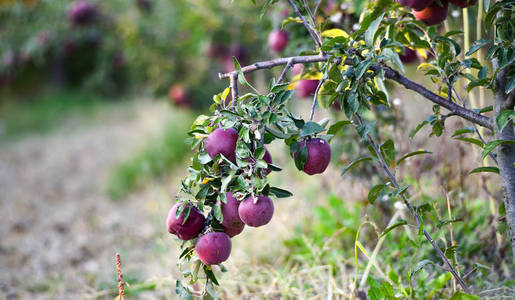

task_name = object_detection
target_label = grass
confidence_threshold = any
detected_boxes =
[0,90,120,142]
[106,112,194,200]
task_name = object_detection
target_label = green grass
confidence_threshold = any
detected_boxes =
[0,90,118,142]
[107,113,194,199]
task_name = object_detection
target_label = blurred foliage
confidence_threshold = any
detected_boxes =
[0,0,272,103]
[0,90,117,141]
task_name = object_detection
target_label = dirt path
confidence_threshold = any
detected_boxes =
[0,100,179,299]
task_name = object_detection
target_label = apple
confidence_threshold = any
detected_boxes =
[412,1,449,26]
[166,203,205,241]
[396,0,415,6]
[407,0,434,10]
[206,42,227,60]
[331,99,343,111]
[238,195,274,227]
[195,232,232,265]
[294,138,332,175]
[449,0,477,7]
[295,79,319,98]
[268,30,289,53]
[220,192,245,237]
[68,0,99,26]
[205,127,238,162]
[400,47,418,63]
[221,44,249,73]
[168,84,189,107]
[292,63,303,75]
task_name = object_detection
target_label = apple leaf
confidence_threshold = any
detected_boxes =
[397,150,432,165]
[270,187,293,198]
[294,145,308,171]
[301,121,326,137]
[341,156,372,176]
[469,166,499,174]
[482,139,515,159]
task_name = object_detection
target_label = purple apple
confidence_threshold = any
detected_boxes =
[268,30,289,53]
[195,232,232,265]
[205,127,238,162]
[220,192,245,237]
[68,0,99,26]
[400,47,418,63]
[294,138,332,175]
[166,203,205,241]
[238,195,274,227]
[295,79,319,98]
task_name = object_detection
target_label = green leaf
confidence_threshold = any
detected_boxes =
[213,203,223,222]
[270,187,293,198]
[410,259,434,278]
[451,126,475,137]
[301,121,326,137]
[355,59,373,80]
[455,137,485,148]
[203,266,219,285]
[381,139,395,162]
[469,166,499,174]
[397,150,432,165]
[482,139,515,159]
[328,120,352,135]
[368,184,387,204]
[341,157,372,176]
[380,219,408,237]
[496,110,515,131]
[506,75,515,94]
[449,291,480,300]
[465,39,490,56]
[365,12,385,46]
[233,57,249,87]
[175,279,193,299]
[294,144,308,171]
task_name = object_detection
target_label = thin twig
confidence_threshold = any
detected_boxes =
[277,58,295,84]
[218,54,492,129]
[355,114,468,291]
[115,253,125,300]
[309,76,326,121]
[303,0,317,26]
[287,0,323,50]
[230,73,239,108]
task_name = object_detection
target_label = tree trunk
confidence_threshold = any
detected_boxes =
[493,67,515,259]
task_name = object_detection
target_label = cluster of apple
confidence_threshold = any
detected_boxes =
[167,124,331,265]
[398,0,477,26]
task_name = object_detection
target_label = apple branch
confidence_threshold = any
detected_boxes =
[218,54,492,129]
[230,73,238,108]
[286,0,323,50]
[355,114,468,291]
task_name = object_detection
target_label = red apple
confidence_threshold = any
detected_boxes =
[449,0,477,7]
[294,138,332,175]
[292,63,303,75]
[407,0,434,10]
[268,30,289,53]
[400,47,418,63]
[295,79,319,98]
[195,232,232,265]
[168,84,189,106]
[68,0,99,26]
[220,192,245,237]
[412,1,448,26]
[238,195,274,227]
[166,203,205,241]
[205,127,238,162]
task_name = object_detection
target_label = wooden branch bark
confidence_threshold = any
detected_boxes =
[219,55,492,129]
[493,65,515,258]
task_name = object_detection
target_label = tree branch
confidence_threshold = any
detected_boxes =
[355,114,468,291]
[287,0,323,50]
[230,73,238,108]
[218,55,492,129]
